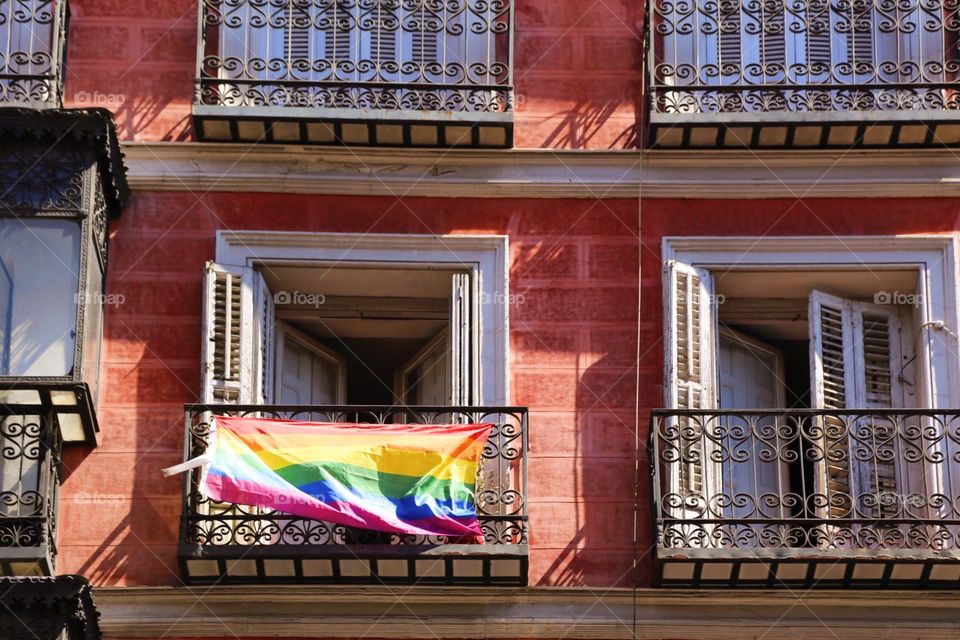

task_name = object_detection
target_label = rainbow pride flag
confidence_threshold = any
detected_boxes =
[199,416,494,539]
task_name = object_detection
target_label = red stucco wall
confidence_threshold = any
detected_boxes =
[58,194,641,587]
[62,0,645,148]
[56,194,960,589]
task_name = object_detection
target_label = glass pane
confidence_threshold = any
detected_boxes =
[0,218,80,376]
[81,243,105,403]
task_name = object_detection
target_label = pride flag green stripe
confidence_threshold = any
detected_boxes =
[231,451,476,503]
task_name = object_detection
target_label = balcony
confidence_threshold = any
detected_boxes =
[193,0,514,147]
[647,1,960,148]
[0,0,68,107]
[0,391,62,576]
[651,409,960,588]
[177,404,528,585]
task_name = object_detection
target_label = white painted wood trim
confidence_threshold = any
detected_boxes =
[216,231,510,405]
[94,585,960,639]
[662,235,960,410]
[274,321,348,405]
[123,142,960,199]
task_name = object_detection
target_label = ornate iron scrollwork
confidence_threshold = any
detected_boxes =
[650,0,960,115]
[197,0,513,114]
[0,0,67,107]
[652,409,960,552]
[181,405,528,548]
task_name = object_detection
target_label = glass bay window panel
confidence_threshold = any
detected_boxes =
[0,217,80,377]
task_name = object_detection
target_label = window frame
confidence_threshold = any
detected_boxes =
[214,230,510,406]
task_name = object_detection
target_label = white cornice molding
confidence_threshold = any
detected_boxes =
[95,586,960,638]
[122,142,960,199]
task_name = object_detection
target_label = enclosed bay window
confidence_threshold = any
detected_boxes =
[0,218,80,377]
[653,237,960,588]
[0,110,128,577]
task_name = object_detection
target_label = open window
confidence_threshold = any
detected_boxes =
[201,261,478,408]
[198,260,481,544]
[664,263,925,540]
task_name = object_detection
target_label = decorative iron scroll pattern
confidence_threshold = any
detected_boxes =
[0,141,87,213]
[649,0,960,114]
[0,0,67,106]
[0,411,59,558]
[181,405,527,548]
[196,0,512,114]
[651,410,960,551]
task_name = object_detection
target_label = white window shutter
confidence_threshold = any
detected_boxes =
[665,261,718,509]
[201,262,244,404]
[760,3,786,68]
[284,2,312,67]
[450,272,476,406]
[846,4,874,69]
[809,290,906,522]
[805,1,833,67]
[375,4,397,65]
[809,289,906,411]
[809,290,853,411]
[200,262,262,405]
[252,271,276,405]
[325,2,352,62]
[718,3,742,68]
[406,7,439,68]
[667,262,717,413]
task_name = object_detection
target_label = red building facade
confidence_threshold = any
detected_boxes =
[2,0,960,638]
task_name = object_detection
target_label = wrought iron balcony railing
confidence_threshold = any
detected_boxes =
[193,0,514,147]
[651,409,960,588]
[0,0,68,107]
[647,1,960,148]
[0,399,61,576]
[178,404,528,585]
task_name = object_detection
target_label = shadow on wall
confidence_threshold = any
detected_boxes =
[510,238,643,587]
[536,351,641,588]
[536,99,642,150]
[513,1,646,149]
[114,98,193,142]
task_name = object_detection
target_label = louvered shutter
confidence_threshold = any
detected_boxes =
[666,262,719,510]
[450,272,477,406]
[252,271,276,405]
[846,4,874,70]
[201,262,244,404]
[809,291,905,524]
[718,2,742,68]
[325,2,352,61]
[284,1,312,72]
[809,291,854,521]
[806,0,833,68]
[374,4,397,65]
[412,7,439,66]
[761,3,786,70]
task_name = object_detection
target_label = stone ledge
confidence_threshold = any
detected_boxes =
[95,585,960,638]
[121,142,960,200]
